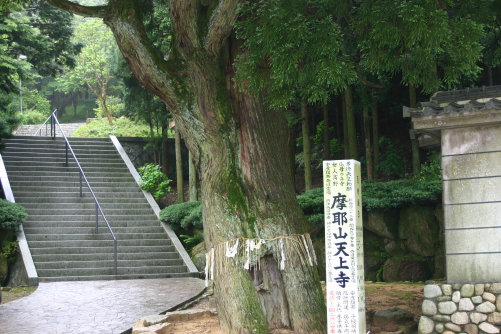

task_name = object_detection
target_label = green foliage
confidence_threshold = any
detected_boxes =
[416,153,442,183]
[356,0,484,93]
[138,163,172,200]
[235,0,355,109]
[159,201,203,252]
[0,240,18,263]
[363,179,442,211]
[0,199,27,231]
[377,136,406,179]
[71,118,153,138]
[93,96,124,119]
[159,201,202,233]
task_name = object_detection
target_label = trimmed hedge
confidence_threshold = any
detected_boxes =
[159,179,442,234]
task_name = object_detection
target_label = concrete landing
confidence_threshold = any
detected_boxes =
[0,278,205,334]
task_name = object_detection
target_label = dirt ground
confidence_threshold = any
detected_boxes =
[1,286,37,304]
[162,282,423,334]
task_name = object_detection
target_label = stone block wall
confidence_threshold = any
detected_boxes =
[419,283,501,334]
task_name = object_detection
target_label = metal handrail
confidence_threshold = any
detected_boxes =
[36,110,117,275]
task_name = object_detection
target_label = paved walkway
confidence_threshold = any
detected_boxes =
[0,278,205,334]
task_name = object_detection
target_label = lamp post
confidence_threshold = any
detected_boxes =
[18,55,27,113]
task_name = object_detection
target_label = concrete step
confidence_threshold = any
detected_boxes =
[25,207,154,216]
[23,220,162,228]
[27,232,168,241]
[3,145,119,154]
[24,226,165,235]
[7,170,134,178]
[31,251,180,262]
[29,245,175,255]
[38,272,196,282]
[10,185,141,193]
[17,196,147,204]
[22,202,150,210]
[36,265,188,278]
[11,180,139,189]
[28,239,172,248]
[25,214,158,222]
[35,258,184,270]
[9,176,135,183]
[3,156,123,164]
[4,160,129,169]
[2,149,121,158]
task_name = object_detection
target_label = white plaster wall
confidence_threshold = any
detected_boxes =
[442,125,501,283]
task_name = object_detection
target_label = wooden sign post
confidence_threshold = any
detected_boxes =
[324,160,366,334]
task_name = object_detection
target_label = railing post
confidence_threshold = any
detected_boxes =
[95,203,99,233]
[114,240,117,276]
[79,171,83,197]
[65,142,69,167]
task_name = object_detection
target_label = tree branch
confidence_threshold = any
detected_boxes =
[104,0,181,111]
[169,0,201,57]
[204,0,240,56]
[45,0,107,17]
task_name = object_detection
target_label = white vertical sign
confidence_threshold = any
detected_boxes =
[324,160,366,334]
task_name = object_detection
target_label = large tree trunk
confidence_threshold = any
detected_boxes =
[188,151,198,201]
[344,86,357,159]
[301,100,312,191]
[46,1,327,332]
[372,91,379,179]
[323,104,330,160]
[175,127,184,203]
[363,103,373,180]
[409,84,420,175]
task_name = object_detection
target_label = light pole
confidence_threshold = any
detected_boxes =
[18,55,27,113]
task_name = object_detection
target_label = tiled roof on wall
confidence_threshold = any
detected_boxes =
[403,86,501,118]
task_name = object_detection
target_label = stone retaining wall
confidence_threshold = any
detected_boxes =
[419,283,501,334]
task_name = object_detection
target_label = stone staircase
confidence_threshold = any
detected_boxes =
[13,122,86,137]
[1,136,193,281]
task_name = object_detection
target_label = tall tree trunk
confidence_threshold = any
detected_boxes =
[342,91,349,159]
[188,150,198,201]
[175,127,184,203]
[363,103,373,180]
[301,100,312,191]
[409,84,420,175]
[161,123,169,176]
[488,66,493,86]
[345,86,357,159]
[47,1,328,332]
[323,103,330,160]
[372,91,379,179]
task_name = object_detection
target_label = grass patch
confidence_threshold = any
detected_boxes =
[71,117,158,138]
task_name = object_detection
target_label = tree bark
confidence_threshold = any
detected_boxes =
[45,1,327,332]
[372,91,379,179]
[409,84,420,175]
[323,103,330,160]
[363,103,373,180]
[175,127,184,203]
[188,150,198,201]
[342,90,348,159]
[161,123,169,177]
[344,86,357,159]
[301,100,312,192]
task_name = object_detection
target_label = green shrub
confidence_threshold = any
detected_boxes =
[0,240,18,263]
[93,96,124,118]
[377,136,406,178]
[363,179,442,211]
[138,163,172,200]
[19,109,48,125]
[71,117,154,138]
[0,200,27,231]
[159,201,201,234]
[160,201,202,253]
